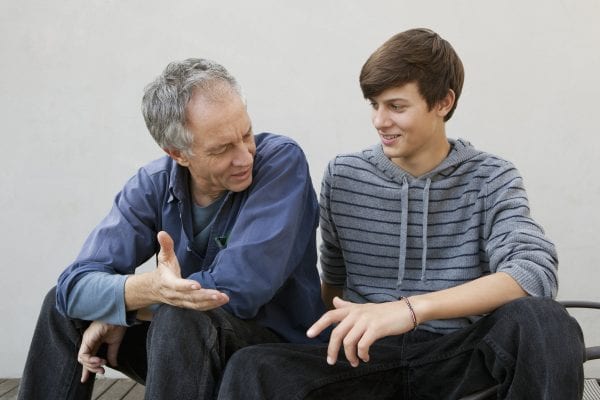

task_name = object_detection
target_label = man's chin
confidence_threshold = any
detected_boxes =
[228,177,253,193]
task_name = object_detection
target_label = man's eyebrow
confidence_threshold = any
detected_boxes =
[206,125,253,151]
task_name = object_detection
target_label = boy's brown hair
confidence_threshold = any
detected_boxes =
[360,28,464,121]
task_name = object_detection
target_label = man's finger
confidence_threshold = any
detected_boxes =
[156,231,181,272]
[177,292,230,310]
[157,231,175,255]
[163,276,202,292]
[107,343,120,367]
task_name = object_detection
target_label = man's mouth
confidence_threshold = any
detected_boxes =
[232,168,251,179]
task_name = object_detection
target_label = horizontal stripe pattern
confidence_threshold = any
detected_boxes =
[319,138,558,334]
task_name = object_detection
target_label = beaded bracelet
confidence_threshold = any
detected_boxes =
[400,296,418,331]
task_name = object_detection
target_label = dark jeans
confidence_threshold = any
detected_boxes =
[18,287,282,400]
[218,297,586,400]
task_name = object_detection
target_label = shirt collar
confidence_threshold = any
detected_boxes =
[167,159,189,203]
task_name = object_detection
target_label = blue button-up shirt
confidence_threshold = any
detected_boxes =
[56,133,325,343]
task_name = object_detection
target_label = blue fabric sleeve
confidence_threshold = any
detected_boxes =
[188,140,318,319]
[66,272,135,325]
[56,167,160,320]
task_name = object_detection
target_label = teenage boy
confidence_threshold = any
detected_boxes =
[217,28,585,399]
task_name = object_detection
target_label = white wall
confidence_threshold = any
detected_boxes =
[1,0,599,378]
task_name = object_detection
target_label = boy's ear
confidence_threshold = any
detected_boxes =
[164,148,190,167]
[436,89,456,118]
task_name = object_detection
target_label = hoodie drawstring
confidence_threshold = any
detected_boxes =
[397,177,431,287]
[397,176,409,287]
[421,178,431,281]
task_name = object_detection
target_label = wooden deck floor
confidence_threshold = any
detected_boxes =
[0,378,144,400]
[2,377,600,399]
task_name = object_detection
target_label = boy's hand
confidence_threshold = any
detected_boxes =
[306,297,415,367]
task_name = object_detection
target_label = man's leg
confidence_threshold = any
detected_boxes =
[144,304,282,400]
[18,287,94,400]
[18,288,151,400]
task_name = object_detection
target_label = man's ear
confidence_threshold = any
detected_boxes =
[436,89,456,118]
[164,148,190,167]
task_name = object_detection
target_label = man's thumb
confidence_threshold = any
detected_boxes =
[157,231,175,259]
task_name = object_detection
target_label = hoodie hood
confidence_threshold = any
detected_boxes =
[365,138,482,288]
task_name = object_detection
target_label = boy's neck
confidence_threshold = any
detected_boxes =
[390,135,451,177]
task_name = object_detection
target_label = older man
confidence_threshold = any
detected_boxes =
[18,59,324,400]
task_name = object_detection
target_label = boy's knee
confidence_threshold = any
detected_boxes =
[499,297,575,328]
[493,297,584,351]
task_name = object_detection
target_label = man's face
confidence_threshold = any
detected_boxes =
[172,88,256,206]
[369,82,449,170]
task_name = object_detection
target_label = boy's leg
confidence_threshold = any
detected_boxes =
[467,297,584,399]
[218,341,412,400]
[218,297,585,400]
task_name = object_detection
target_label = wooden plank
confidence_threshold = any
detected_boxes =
[92,378,116,399]
[96,379,136,400]
[122,383,145,400]
[0,378,143,400]
[583,378,600,400]
[0,380,19,397]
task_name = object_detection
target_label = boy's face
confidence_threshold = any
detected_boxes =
[369,82,451,173]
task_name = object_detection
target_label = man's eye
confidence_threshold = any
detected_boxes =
[213,146,227,155]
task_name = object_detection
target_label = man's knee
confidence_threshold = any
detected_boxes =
[41,286,58,313]
[149,305,218,346]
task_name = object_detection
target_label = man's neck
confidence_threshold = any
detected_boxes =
[190,179,226,207]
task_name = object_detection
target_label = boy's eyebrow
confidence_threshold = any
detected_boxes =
[382,97,409,103]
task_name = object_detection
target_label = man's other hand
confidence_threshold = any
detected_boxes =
[78,321,126,383]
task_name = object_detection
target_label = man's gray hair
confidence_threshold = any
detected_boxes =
[142,58,242,154]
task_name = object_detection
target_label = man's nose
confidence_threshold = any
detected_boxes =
[231,143,253,167]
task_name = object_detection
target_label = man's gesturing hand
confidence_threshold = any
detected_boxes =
[78,321,126,383]
[306,297,416,367]
[150,231,229,310]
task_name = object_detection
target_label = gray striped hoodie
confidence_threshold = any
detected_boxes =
[319,138,558,334]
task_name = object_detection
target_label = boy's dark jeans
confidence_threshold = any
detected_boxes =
[219,297,585,400]
[17,287,282,400]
